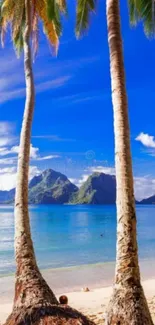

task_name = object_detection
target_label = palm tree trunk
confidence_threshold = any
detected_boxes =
[105,0,153,324]
[4,2,96,324]
[13,0,58,310]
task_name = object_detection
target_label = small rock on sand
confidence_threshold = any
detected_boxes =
[81,287,90,292]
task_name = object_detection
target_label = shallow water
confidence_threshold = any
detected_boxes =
[0,204,155,276]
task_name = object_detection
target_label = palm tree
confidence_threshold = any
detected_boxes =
[76,0,153,324]
[1,1,95,324]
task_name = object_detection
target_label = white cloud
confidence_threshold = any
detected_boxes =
[36,76,71,93]
[0,143,60,165]
[29,166,41,179]
[69,165,115,188]
[0,75,71,104]
[0,122,16,147]
[69,175,90,188]
[0,157,17,165]
[0,144,39,159]
[134,176,155,201]
[0,53,98,105]
[136,132,155,148]
[11,144,39,159]
[35,155,60,161]
[0,138,15,147]
[0,166,41,190]
[0,122,14,135]
[32,134,75,142]
[86,166,115,175]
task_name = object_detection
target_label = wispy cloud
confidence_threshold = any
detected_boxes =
[0,122,15,134]
[0,51,72,104]
[0,157,17,165]
[52,90,109,108]
[34,155,60,161]
[0,121,60,166]
[0,52,99,105]
[0,122,17,147]
[35,55,100,79]
[0,143,60,166]
[32,134,75,142]
[0,76,71,104]
[36,76,71,93]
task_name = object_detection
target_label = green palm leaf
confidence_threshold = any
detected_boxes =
[47,0,62,37]
[128,0,155,36]
[76,0,96,38]
[0,0,66,56]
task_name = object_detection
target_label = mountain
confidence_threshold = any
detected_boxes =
[0,169,142,205]
[0,188,15,204]
[71,172,116,204]
[28,169,78,204]
[140,195,155,205]
[0,169,78,204]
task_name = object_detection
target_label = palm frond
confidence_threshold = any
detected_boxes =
[13,28,24,57]
[1,0,14,21]
[128,0,155,36]
[56,0,67,15]
[32,11,39,59]
[0,17,7,47]
[76,0,96,38]
[0,0,63,56]
[13,9,25,56]
[12,0,25,39]
[35,0,59,53]
[46,0,62,37]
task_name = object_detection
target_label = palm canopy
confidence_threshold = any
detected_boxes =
[128,0,155,35]
[76,0,155,37]
[0,0,67,56]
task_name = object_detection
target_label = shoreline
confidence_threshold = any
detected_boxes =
[0,277,155,324]
[1,258,155,300]
[0,259,155,323]
[1,256,155,277]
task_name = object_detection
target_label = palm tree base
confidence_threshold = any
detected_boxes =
[105,284,153,325]
[4,304,95,325]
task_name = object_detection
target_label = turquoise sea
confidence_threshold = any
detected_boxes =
[0,205,155,277]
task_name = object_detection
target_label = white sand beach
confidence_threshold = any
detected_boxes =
[1,262,155,324]
[0,278,155,324]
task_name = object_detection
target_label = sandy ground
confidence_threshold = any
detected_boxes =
[0,278,155,324]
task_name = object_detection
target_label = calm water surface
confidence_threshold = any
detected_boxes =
[0,205,155,276]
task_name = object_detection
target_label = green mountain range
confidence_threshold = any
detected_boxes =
[0,168,151,204]
[28,169,78,204]
[70,172,116,204]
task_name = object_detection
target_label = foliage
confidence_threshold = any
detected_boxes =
[75,0,95,37]
[75,0,155,37]
[128,0,155,36]
[0,0,67,57]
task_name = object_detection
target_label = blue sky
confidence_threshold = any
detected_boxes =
[0,1,155,200]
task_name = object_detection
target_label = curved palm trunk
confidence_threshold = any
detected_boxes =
[5,0,58,318]
[4,1,96,324]
[105,0,153,324]
[12,0,58,310]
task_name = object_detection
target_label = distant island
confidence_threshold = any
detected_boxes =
[0,168,153,204]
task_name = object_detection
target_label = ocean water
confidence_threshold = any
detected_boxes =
[0,205,155,277]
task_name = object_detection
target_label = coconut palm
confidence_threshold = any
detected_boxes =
[76,0,153,324]
[1,1,95,324]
